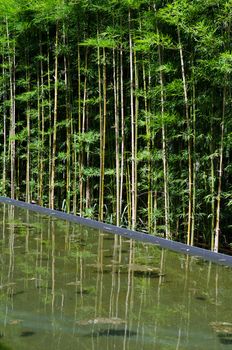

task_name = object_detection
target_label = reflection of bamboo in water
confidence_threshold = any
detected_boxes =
[60,221,70,321]
[130,240,135,315]
[152,248,165,347]
[123,239,134,350]
[35,230,39,287]
[206,262,220,347]
[73,229,81,328]
[95,232,104,316]
[2,204,8,333]
[51,220,55,313]
[2,203,6,241]
[49,219,63,344]
[5,206,15,333]
[186,256,192,342]
[109,234,124,319]
[90,231,105,349]
[79,255,84,304]
[39,216,44,290]
[1,204,6,284]
[207,261,212,290]
[22,210,30,292]
[8,205,15,281]
[25,210,29,253]
[76,234,84,305]
[115,236,122,317]
[34,214,42,291]
[176,254,190,350]
[135,271,146,346]
[1,204,9,334]
[44,217,51,311]
[176,327,182,350]
[109,235,118,317]
[64,221,70,252]
[215,266,219,319]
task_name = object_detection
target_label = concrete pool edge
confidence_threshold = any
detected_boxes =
[1,196,232,267]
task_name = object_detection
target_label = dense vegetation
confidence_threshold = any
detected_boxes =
[0,0,232,252]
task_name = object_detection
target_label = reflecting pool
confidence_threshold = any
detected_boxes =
[0,203,232,349]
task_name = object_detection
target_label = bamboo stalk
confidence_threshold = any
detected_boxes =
[157,32,170,239]
[191,72,196,246]
[26,60,30,203]
[113,48,120,226]
[63,24,71,213]
[39,37,45,206]
[129,8,136,230]
[119,42,125,223]
[50,22,59,210]
[214,87,226,253]
[177,27,192,245]
[210,118,215,251]
[2,46,7,196]
[6,17,15,199]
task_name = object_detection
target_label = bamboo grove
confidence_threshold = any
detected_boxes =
[0,0,232,253]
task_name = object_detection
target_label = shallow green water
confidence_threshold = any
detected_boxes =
[0,203,232,350]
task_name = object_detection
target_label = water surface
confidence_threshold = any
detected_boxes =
[0,203,232,349]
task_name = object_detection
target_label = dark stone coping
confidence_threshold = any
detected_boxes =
[1,196,232,267]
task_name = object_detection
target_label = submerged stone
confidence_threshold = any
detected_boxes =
[76,288,93,295]
[12,291,24,297]
[94,328,137,337]
[210,321,232,334]
[128,264,163,278]
[9,319,23,325]
[76,317,126,326]
[20,331,35,337]
[134,270,164,278]
[218,333,232,338]
[66,281,81,286]
[195,296,207,301]
[129,264,160,272]
[218,337,232,345]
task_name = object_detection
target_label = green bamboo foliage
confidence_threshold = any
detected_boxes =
[0,0,232,253]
